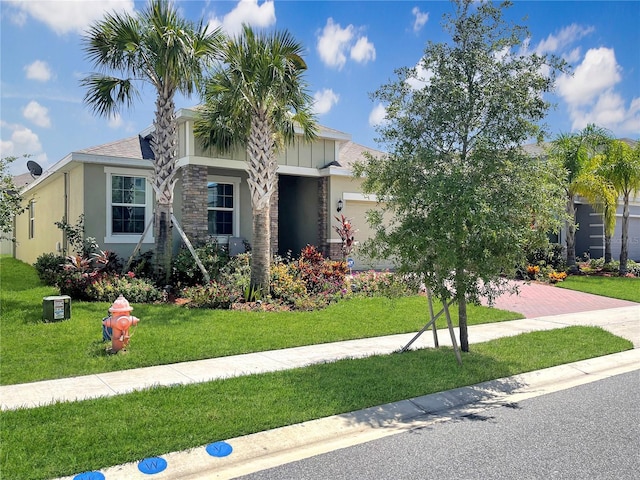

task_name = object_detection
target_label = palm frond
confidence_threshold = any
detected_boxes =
[80,74,138,117]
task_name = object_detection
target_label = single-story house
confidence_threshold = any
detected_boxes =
[11,110,640,269]
[12,107,390,270]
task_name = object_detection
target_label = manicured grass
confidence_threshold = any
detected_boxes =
[0,256,522,384]
[558,275,640,303]
[0,326,631,480]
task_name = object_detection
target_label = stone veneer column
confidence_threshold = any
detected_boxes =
[269,175,279,256]
[181,165,208,244]
[317,176,328,257]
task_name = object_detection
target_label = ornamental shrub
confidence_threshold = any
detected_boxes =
[297,245,347,295]
[181,281,238,309]
[348,270,414,298]
[86,273,162,303]
[171,241,230,287]
[270,262,307,304]
[217,253,252,292]
[34,253,66,286]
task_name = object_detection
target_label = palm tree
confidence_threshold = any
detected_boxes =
[547,124,612,271]
[81,0,224,283]
[574,155,617,264]
[195,25,317,291]
[599,140,640,275]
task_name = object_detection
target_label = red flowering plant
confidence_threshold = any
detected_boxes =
[58,250,112,300]
[334,215,358,259]
[297,245,347,296]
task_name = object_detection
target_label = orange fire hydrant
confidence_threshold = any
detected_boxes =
[103,295,139,352]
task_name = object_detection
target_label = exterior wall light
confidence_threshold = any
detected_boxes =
[337,199,343,212]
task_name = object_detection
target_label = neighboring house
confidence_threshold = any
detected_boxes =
[13,107,388,270]
[1,173,36,256]
[523,141,640,262]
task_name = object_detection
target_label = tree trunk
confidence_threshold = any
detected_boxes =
[246,111,278,292]
[251,206,271,290]
[619,192,630,275]
[154,202,172,285]
[566,195,577,271]
[604,233,612,265]
[151,87,178,284]
[458,296,469,352]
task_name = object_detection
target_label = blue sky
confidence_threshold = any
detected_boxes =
[1,0,639,176]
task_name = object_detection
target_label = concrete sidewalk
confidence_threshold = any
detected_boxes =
[2,304,638,411]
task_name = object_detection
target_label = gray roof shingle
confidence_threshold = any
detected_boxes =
[77,135,154,160]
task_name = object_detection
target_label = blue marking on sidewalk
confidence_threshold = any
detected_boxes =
[138,457,168,474]
[73,472,105,480]
[206,441,233,457]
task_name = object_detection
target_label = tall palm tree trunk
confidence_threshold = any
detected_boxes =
[152,88,178,284]
[246,112,278,290]
[251,207,271,289]
[620,192,630,275]
[604,233,613,264]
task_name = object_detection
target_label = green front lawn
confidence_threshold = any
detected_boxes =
[0,256,522,384]
[558,275,640,303]
[1,326,631,480]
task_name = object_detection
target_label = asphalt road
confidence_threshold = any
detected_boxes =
[238,370,640,480]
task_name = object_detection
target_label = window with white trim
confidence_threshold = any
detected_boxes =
[207,176,240,240]
[28,200,35,239]
[105,167,153,244]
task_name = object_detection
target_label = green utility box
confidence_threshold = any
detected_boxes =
[43,295,71,322]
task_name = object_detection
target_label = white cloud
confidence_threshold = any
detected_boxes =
[557,47,621,107]
[105,112,136,133]
[0,121,46,162]
[406,60,433,90]
[350,37,376,64]
[567,91,640,135]
[556,47,638,135]
[313,89,339,115]
[316,18,375,70]
[563,47,582,64]
[317,18,354,70]
[7,0,135,35]
[535,23,594,55]
[369,104,387,127]
[24,60,52,82]
[207,0,275,38]
[22,101,51,128]
[107,113,123,129]
[412,7,429,32]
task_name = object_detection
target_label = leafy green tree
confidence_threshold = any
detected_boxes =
[81,0,224,283]
[547,124,612,270]
[599,140,640,275]
[0,156,26,241]
[354,0,565,352]
[195,25,317,291]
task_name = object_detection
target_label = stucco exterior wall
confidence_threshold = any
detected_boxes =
[15,164,85,264]
[328,174,395,270]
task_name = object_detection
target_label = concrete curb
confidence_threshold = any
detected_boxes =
[55,349,640,480]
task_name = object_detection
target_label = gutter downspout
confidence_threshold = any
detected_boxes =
[63,172,68,255]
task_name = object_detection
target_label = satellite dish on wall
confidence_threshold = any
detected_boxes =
[27,160,43,178]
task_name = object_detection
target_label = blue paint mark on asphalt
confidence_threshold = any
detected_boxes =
[73,473,105,480]
[206,441,233,457]
[138,456,168,474]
